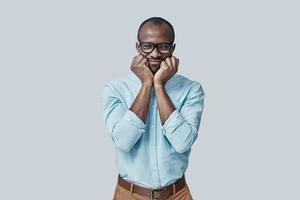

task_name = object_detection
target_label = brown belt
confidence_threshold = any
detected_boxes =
[117,174,186,200]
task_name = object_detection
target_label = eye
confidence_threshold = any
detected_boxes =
[141,43,154,49]
[159,43,171,50]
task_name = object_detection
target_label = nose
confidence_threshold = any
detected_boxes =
[150,47,161,58]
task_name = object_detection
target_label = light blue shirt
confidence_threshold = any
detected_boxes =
[101,72,205,189]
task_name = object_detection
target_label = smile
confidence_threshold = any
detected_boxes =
[149,59,162,64]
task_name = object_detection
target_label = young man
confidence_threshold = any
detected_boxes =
[102,17,205,200]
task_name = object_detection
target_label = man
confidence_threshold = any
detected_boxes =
[102,17,205,200]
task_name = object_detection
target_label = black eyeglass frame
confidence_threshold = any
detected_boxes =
[137,41,175,54]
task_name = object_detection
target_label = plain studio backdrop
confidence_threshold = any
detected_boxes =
[0,0,299,199]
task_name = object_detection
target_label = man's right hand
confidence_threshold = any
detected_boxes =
[131,55,154,86]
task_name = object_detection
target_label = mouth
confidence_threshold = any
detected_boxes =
[148,59,162,65]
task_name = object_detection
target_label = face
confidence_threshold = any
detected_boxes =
[136,23,176,74]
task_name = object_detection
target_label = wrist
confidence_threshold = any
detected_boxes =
[154,81,165,88]
[142,81,153,87]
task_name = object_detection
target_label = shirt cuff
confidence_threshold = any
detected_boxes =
[161,109,185,135]
[125,109,146,129]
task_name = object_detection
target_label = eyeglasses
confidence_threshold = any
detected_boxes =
[138,42,174,54]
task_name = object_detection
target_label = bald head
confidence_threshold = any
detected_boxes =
[137,17,175,44]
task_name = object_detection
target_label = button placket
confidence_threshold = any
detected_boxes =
[149,97,160,187]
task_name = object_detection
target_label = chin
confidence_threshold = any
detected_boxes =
[149,65,160,71]
[150,68,159,75]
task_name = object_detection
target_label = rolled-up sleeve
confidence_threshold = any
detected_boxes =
[102,83,146,152]
[161,81,205,153]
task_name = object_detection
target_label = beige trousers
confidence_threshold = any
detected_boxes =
[113,183,193,200]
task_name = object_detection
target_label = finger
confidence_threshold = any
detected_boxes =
[136,55,144,64]
[140,58,148,66]
[133,56,138,63]
[171,57,176,67]
[131,56,138,68]
[165,57,172,68]
[167,57,175,71]
[160,60,167,68]
[175,58,179,72]
[171,57,177,71]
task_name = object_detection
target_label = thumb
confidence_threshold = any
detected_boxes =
[141,58,148,66]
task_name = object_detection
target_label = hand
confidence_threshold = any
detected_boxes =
[131,54,154,86]
[154,56,179,87]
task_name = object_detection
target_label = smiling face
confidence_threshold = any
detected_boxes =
[136,23,176,74]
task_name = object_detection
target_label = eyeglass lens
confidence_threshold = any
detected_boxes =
[141,43,172,54]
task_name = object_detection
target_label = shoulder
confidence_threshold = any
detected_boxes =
[104,73,132,86]
[172,73,204,93]
[102,73,139,96]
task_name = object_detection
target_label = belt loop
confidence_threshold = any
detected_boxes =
[172,183,176,194]
[130,183,134,195]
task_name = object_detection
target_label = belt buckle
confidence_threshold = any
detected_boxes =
[151,189,160,200]
[150,188,167,200]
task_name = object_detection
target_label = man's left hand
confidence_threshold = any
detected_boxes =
[154,56,179,87]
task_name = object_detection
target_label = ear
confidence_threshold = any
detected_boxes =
[136,42,142,54]
[171,43,176,53]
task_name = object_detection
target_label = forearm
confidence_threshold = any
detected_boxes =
[130,83,153,123]
[153,81,205,154]
[154,84,175,126]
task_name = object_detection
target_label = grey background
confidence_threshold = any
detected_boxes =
[0,0,299,199]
